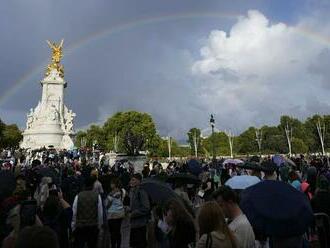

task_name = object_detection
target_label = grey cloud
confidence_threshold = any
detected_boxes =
[1,0,329,141]
[308,48,330,89]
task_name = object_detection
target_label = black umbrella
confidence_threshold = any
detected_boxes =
[166,173,201,184]
[240,180,314,237]
[0,171,16,201]
[140,179,182,205]
[238,162,262,171]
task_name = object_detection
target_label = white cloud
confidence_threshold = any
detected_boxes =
[192,10,330,132]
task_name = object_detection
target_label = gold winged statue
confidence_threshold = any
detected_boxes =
[45,39,64,78]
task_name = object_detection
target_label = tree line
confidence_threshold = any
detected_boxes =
[0,111,328,157]
[76,111,330,157]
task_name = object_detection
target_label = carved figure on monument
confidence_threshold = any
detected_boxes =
[66,115,74,132]
[48,105,59,122]
[26,108,34,129]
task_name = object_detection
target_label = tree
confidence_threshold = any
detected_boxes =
[187,128,202,157]
[1,124,22,148]
[304,115,325,153]
[202,132,230,156]
[0,119,5,148]
[262,126,286,154]
[82,125,107,150]
[236,127,259,155]
[103,111,158,155]
[75,130,87,147]
[291,138,308,154]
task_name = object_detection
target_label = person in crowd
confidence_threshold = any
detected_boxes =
[201,176,215,202]
[174,182,192,207]
[99,166,112,195]
[300,181,312,200]
[61,168,83,205]
[105,177,125,248]
[197,201,236,248]
[34,177,52,208]
[142,163,150,178]
[307,166,318,194]
[260,161,277,180]
[41,190,72,248]
[15,226,59,248]
[91,169,104,196]
[71,176,103,248]
[311,176,330,248]
[129,173,150,248]
[164,199,196,248]
[289,170,302,191]
[213,186,255,248]
[2,198,43,248]
[311,175,330,216]
[221,169,231,186]
[279,165,290,183]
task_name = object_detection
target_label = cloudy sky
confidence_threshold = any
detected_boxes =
[1,0,330,140]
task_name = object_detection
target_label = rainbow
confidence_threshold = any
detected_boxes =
[1,11,330,107]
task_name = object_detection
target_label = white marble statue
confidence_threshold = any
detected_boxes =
[21,40,75,150]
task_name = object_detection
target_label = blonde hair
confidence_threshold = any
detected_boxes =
[198,201,237,248]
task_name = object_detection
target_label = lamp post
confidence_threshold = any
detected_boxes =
[210,114,216,162]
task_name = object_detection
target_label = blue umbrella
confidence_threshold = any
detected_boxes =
[225,175,260,189]
[187,159,203,176]
[240,180,314,237]
[272,155,285,167]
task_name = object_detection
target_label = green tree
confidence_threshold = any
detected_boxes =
[0,119,5,148]
[1,124,22,148]
[236,127,258,154]
[291,137,308,154]
[146,134,163,157]
[187,128,202,156]
[279,116,305,139]
[202,132,230,156]
[75,130,87,147]
[304,115,324,152]
[103,111,158,155]
[261,125,286,154]
[85,125,106,150]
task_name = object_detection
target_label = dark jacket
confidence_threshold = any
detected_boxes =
[311,190,330,216]
[129,187,150,228]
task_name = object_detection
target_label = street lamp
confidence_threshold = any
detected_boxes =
[210,114,216,162]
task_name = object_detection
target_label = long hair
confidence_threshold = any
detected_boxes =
[198,201,237,248]
[165,199,196,246]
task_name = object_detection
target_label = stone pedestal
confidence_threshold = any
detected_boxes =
[20,69,75,150]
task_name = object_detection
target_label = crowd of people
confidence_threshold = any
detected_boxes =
[0,148,330,248]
